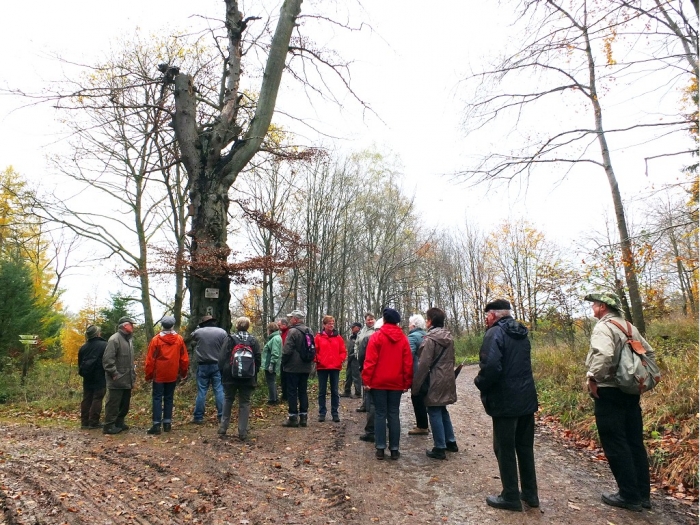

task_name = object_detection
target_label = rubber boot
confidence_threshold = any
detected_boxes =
[299,414,308,427]
[282,415,299,427]
[147,424,161,435]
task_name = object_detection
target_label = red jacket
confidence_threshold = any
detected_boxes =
[361,323,413,390]
[144,331,189,383]
[314,330,347,370]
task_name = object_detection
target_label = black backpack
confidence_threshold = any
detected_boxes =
[228,333,256,379]
[293,327,316,363]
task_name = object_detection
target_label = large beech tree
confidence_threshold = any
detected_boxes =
[171,0,302,332]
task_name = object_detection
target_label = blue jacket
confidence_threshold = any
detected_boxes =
[407,328,427,373]
[474,316,538,417]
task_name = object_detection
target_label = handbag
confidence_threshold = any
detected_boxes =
[418,343,447,396]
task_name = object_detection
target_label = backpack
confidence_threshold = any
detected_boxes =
[228,333,256,379]
[606,319,661,395]
[293,327,316,363]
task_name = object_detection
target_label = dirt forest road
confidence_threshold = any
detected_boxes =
[0,365,697,525]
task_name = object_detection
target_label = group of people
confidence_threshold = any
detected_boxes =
[77,290,656,513]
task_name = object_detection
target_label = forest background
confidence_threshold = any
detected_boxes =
[0,0,697,500]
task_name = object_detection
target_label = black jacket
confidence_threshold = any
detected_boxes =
[218,331,262,387]
[78,337,107,390]
[474,317,538,417]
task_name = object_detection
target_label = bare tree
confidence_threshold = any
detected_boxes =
[460,0,698,333]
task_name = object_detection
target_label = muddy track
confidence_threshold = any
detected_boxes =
[0,366,697,524]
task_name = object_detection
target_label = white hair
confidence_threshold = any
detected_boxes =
[374,318,384,330]
[408,314,426,330]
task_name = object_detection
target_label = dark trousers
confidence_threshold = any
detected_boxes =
[411,393,429,429]
[372,389,403,451]
[594,387,650,502]
[317,369,340,416]
[363,389,375,434]
[285,372,309,416]
[104,388,132,427]
[265,371,278,403]
[152,381,177,424]
[80,386,106,426]
[343,356,361,395]
[492,414,538,502]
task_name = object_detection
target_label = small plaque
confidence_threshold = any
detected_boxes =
[205,288,220,299]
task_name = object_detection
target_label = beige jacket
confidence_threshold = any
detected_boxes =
[585,312,654,388]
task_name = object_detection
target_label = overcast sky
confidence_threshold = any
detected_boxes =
[0,0,691,313]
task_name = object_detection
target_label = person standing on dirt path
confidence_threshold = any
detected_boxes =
[262,322,282,405]
[355,313,377,413]
[357,318,383,443]
[218,316,261,441]
[412,308,458,460]
[277,318,290,402]
[314,315,347,423]
[584,291,654,512]
[102,317,137,435]
[78,325,107,430]
[144,316,189,435]
[189,315,227,425]
[406,314,429,436]
[280,310,314,428]
[361,308,413,460]
[474,299,539,512]
[341,322,363,398]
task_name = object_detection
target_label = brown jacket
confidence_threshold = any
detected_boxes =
[412,327,457,406]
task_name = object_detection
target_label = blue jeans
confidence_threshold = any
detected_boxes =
[372,389,403,451]
[193,364,224,421]
[285,372,309,416]
[428,405,455,449]
[152,381,177,424]
[317,369,340,417]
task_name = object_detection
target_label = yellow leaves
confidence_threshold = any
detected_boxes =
[603,29,617,66]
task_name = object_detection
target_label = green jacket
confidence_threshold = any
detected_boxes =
[262,330,282,374]
[586,312,655,388]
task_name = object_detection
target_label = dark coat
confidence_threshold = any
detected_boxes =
[78,337,107,390]
[411,327,457,406]
[281,323,314,374]
[474,316,538,418]
[219,331,262,387]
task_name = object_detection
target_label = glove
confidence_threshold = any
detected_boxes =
[267,364,274,373]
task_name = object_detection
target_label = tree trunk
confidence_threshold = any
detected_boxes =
[583,12,646,334]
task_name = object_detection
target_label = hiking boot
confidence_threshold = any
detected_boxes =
[408,426,429,435]
[318,415,326,422]
[146,424,161,435]
[332,414,340,423]
[520,492,539,508]
[641,498,652,509]
[390,450,400,460]
[299,414,308,427]
[353,392,362,398]
[116,422,129,432]
[282,416,299,428]
[601,492,642,512]
[486,495,522,511]
[355,406,367,413]
[103,425,122,435]
[359,433,375,443]
[426,447,447,460]
[375,448,385,460]
[163,423,172,432]
[190,419,204,425]
[88,423,103,430]
[446,441,459,452]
